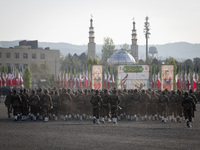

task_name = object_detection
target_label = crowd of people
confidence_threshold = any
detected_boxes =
[3,87,199,128]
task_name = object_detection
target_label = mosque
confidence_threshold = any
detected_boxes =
[87,17,138,65]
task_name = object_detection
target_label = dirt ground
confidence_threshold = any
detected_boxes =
[0,102,199,150]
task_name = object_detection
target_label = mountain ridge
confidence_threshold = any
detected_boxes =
[0,40,199,60]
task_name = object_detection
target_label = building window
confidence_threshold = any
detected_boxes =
[23,53,28,59]
[0,52,2,58]
[23,64,28,69]
[15,53,20,58]
[15,64,20,70]
[32,53,36,59]
[6,63,10,67]
[6,52,11,58]
[40,53,45,59]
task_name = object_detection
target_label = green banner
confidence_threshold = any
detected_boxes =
[122,66,144,73]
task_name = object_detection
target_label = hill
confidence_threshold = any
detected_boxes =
[0,40,199,60]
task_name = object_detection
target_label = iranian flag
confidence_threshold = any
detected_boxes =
[185,71,187,90]
[72,74,74,87]
[68,73,70,87]
[158,73,161,89]
[187,72,190,89]
[104,71,107,88]
[89,72,92,88]
[66,74,68,87]
[107,72,110,88]
[86,72,88,87]
[193,72,197,89]
[79,73,82,88]
[76,74,78,88]
[152,74,154,89]
[175,74,179,89]
[196,73,199,90]
[112,73,115,89]
[63,73,65,87]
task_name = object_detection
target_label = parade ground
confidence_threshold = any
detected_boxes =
[0,102,200,150]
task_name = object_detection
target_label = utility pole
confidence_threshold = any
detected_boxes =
[144,16,150,64]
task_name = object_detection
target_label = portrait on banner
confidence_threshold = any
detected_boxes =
[161,65,174,91]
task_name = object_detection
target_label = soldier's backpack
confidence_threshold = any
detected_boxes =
[183,98,193,110]
[159,96,166,106]
[42,95,49,107]
[110,95,118,106]
[170,95,178,105]
[52,95,58,106]
[91,95,99,107]
[12,95,20,107]
[29,95,38,106]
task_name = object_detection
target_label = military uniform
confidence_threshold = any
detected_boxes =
[149,91,159,120]
[132,90,141,121]
[4,91,12,118]
[158,91,170,123]
[29,90,40,121]
[90,90,102,124]
[11,90,22,121]
[19,89,29,120]
[140,90,151,120]
[51,91,61,120]
[182,92,196,128]
[101,90,111,123]
[109,90,120,124]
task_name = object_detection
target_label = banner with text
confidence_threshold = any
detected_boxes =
[118,65,149,90]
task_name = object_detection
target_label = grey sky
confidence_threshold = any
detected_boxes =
[0,0,200,45]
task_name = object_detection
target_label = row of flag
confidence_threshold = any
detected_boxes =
[152,73,161,89]
[58,70,115,89]
[0,72,23,87]
[151,65,199,90]
[175,70,199,90]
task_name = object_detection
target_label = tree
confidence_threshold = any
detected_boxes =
[23,67,32,89]
[144,16,150,64]
[101,37,116,65]
[122,43,130,52]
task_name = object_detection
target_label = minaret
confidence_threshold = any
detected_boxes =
[130,18,138,63]
[87,16,96,58]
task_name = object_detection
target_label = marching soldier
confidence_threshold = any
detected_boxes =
[51,90,61,120]
[125,90,133,120]
[109,88,120,124]
[60,88,72,120]
[90,90,102,124]
[29,90,40,121]
[4,90,12,118]
[158,91,170,123]
[101,89,111,123]
[169,91,178,122]
[189,89,198,122]
[176,90,184,122]
[39,89,53,121]
[19,89,29,121]
[182,92,196,128]
[11,90,22,121]
[140,90,151,121]
[132,89,141,121]
[149,91,159,121]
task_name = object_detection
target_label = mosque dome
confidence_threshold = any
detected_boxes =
[107,49,136,65]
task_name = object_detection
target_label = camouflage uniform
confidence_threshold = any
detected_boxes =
[140,90,151,120]
[90,90,102,124]
[109,89,120,124]
[60,89,72,120]
[182,92,196,128]
[132,89,141,121]
[149,91,159,120]
[4,90,12,118]
[29,90,40,120]
[169,91,178,122]
[101,89,111,122]
[11,90,22,121]
[158,91,170,123]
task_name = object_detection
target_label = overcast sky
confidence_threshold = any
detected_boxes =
[0,0,200,45]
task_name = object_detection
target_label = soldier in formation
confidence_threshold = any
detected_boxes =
[4,87,199,128]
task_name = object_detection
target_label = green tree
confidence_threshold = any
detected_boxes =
[23,67,32,89]
[122,43,130,52]
[101,37,116,65]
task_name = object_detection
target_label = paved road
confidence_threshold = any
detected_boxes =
[0,102,200,150]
